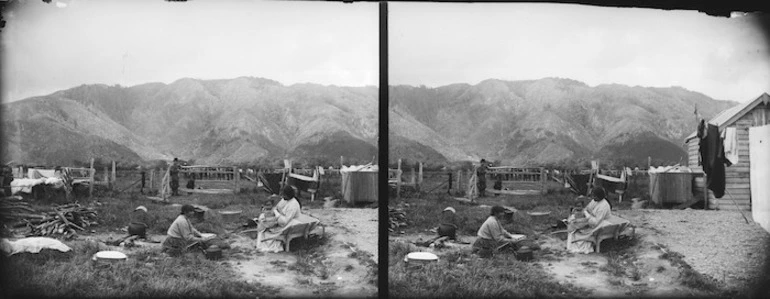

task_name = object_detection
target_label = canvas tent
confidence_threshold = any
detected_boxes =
[340,164,378,204]
[684,93,770,212]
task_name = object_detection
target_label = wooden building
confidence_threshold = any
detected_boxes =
[684,93,770,211]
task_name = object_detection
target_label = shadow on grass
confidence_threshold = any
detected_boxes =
[390,192,588,237]
[657,247,721,293]
[0,242,279,298]
[388,240,589,299]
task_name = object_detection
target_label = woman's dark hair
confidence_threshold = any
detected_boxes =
[282,185,295,199]
[181,204,195,215]
[491,205,506,216]
[591,187,611,209]
[591,186,606,200]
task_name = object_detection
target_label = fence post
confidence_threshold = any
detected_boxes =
[234,166,240,194]
[540,167,546,195]
[418,162,423,193]
[149,169,155,190]
[111,161,116,189]
[448,171,452,194]
[457,170,462,194]
[397,159,402,199]
[89,158,95,199]
[104,166,110,190]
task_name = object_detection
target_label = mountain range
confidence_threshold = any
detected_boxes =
[2,76,740,169]
[389,78,738,167]
[2,77,378,167]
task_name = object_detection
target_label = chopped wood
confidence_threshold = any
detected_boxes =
[22,202,98,237]
[389,207,408,232]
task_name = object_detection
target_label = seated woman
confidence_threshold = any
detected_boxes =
[162,204,208,256]
[256,185,302,253]
[128,206,151,239]
[437,207,459,241]
[567,187,612,254]
[472,206,531,257]
[418,207,460,247]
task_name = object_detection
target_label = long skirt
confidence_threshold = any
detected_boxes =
[162,236,210,256]
[472,237,540,258]
[162,236,195,256]
[472,237,522,258]
[566,231,595,254]
[255,217,285,253]
[477,178,487,195]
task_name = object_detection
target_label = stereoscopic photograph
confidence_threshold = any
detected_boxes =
[387,2,770,298]
[1,0,378,297]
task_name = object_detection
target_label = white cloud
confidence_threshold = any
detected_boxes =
[1,0,378,103]
[390,3,770,102]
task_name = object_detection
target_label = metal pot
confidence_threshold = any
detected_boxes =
[128,223,147,237]
[515,246,533,261]
[205,245,222,260]
[437,223,457,239]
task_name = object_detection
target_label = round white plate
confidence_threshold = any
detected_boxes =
[527,211,551,216]
[94,251,127,260]
[405,251,438,263]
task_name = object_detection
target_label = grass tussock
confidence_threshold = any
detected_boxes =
[0,243,278,298]
[657,246,720,292]
[290,234,330,279]
[388,241,589,299]
[390,193,548,237]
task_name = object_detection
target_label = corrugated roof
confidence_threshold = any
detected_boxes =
[685,93,770,141]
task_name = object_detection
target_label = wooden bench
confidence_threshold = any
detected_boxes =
[242,214,325,252]
[280,223,314,252]
[571,215,634,253]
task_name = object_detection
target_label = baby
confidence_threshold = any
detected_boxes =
[256,196,282,230]
[567,200,590,231]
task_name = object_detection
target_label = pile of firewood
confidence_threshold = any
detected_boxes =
[389,207,407,232]
[22,203,98,239]
[1,196,37,224]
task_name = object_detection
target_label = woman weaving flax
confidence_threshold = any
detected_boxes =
[566,187,612,253]
[255,185,302,253]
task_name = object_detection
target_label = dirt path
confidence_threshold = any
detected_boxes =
[392,208,767,297]
[227,207,378,298]
[616,209,770,293]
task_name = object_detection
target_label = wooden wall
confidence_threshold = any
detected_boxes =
[686,115,755,211]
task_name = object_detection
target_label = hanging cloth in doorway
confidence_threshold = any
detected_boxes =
[699,123,730,198]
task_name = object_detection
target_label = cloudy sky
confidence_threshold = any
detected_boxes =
[390,3,770,103]
[1,0,378,103]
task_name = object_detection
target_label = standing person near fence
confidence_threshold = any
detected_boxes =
[477,159,489,198]
[170,158,181,196]
[139,166,146,194]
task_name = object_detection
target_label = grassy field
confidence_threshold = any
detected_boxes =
[388,172,654,298]
[1,179,351,298]
[388,240,590,298]
[389,188,634,238]
[0,241,278,298]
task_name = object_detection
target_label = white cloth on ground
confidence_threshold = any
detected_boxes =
[0,237,72,256]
